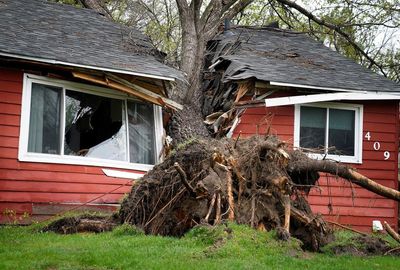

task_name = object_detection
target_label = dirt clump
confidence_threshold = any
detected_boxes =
[43,214,118,234]
[329,235,397,256]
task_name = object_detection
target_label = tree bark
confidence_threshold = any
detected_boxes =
[176,0,254,108]
[288,158,400,202]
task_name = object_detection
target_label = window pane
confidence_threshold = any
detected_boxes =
[299,106,326,151]
[28,83,61,154]
[328,109,355,156]
[64,90,127,161]
[128,101,155,164]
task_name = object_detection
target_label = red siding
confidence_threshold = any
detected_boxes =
[233,98,399,232]
[0,68,141,223]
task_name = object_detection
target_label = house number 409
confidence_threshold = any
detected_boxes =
[365,132,390,160]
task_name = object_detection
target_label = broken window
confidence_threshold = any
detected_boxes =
[64,90,127,161]
[24,78,160,168]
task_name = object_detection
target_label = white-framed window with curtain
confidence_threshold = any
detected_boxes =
[19,74,163,171]
[294,102,363,164]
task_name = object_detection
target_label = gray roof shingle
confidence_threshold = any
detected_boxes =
[212,26,400,93]
[0,0,183,81]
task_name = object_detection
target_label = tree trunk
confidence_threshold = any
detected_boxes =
[78,0,255,144]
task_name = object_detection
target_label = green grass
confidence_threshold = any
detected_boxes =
[0,223,398,270]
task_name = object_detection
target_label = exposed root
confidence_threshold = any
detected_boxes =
[204,192,217,223]
[118,136,333,251]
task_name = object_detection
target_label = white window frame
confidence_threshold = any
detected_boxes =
[19,73,164,172]
[294,102,363,164]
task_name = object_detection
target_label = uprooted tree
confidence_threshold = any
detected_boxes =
[46,0,400,250]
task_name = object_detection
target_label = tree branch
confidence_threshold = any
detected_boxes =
[274,0,388,77]
[223,0,254,20]
[288,158,400,202]
[78,0,112,19]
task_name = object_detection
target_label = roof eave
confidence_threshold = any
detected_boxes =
[264,92,400,107]
[269,81,367,93]
[0,51,176,82]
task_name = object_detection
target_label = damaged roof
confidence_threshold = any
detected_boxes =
[0,0,183,81]
[211,26,400,93]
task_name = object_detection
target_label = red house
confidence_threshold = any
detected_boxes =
[0,0,182,223]
[203,26,400,231]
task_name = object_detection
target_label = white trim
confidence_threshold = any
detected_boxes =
[294,102,363,164]
[19,152,153,171]
[60,88,66,155]
[0,52,175,81]
[18,74,161,172]
[270,81,368,93]
[18,75,32,162]
[102,169,144,180]
[226,116,241,138]
[124,99,131,162]
[265,92,400,107]
[153,105,164,162]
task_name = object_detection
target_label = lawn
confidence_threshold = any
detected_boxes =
[0,222,398,270]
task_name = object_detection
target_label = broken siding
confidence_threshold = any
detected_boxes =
[0,68,139,223]
[233,100,399,232]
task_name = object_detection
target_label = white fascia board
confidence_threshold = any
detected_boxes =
[102,169,144,180]
[269,81,367,93]
[265,92,400,107]
[0,52,175,81]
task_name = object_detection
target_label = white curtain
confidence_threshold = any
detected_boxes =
[128,101,155,164]
[27,83,61,154]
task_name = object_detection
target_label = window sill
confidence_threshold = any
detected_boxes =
[18,152,154,172]
[306,153,362,164]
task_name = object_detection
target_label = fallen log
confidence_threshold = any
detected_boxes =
[287,156,400,202]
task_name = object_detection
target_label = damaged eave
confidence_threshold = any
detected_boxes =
[72,71,183,111]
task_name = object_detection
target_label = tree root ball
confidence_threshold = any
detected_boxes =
[119,136,333,251]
